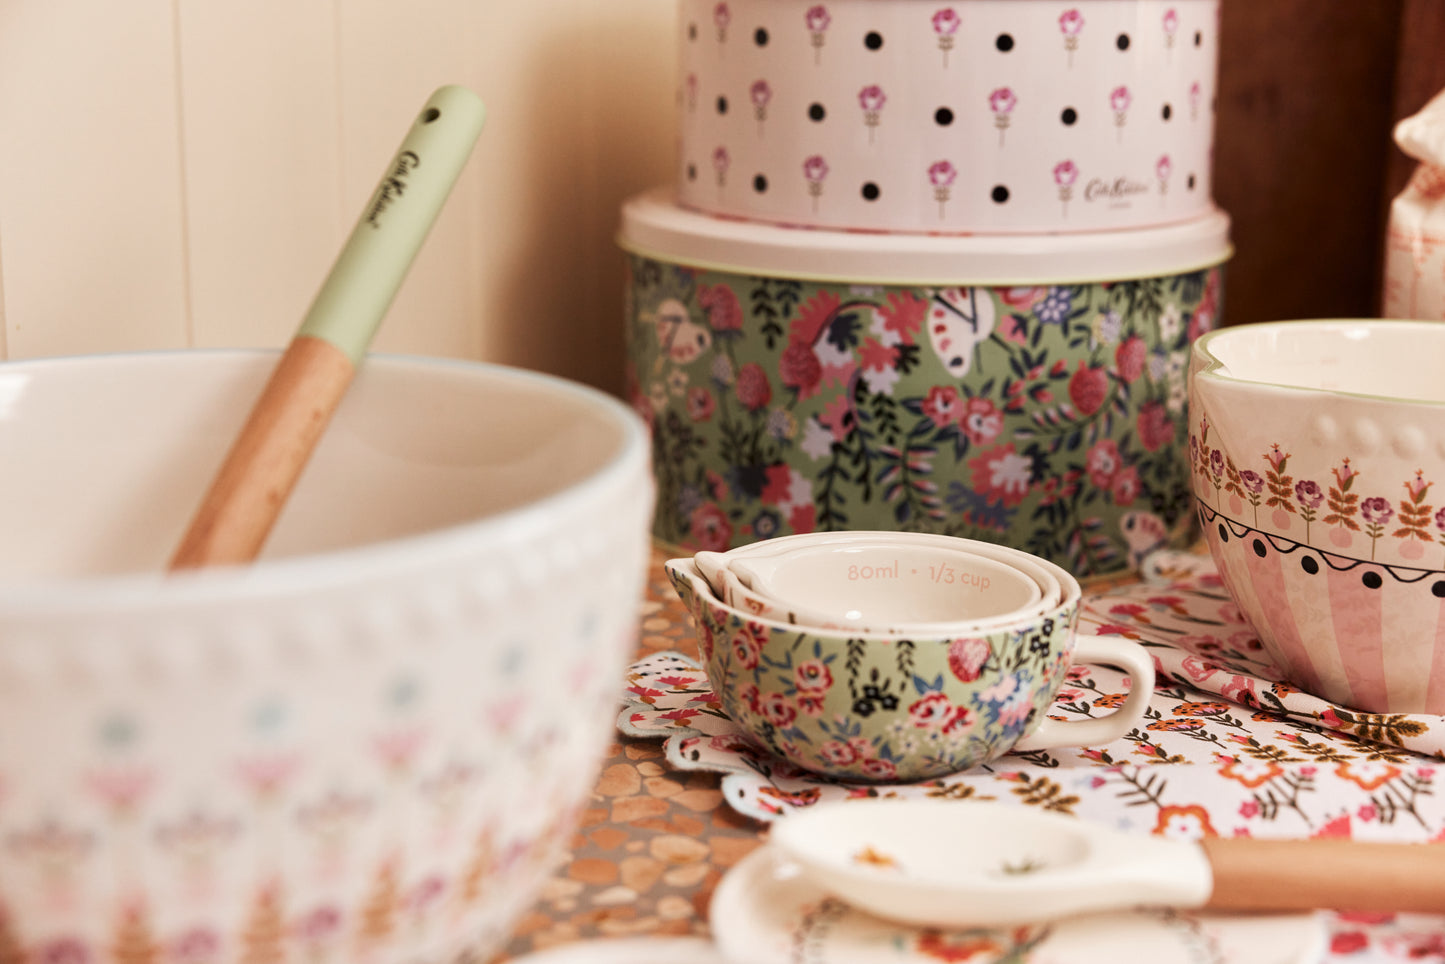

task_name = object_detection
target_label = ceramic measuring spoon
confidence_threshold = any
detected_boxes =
[768,798,1445,928]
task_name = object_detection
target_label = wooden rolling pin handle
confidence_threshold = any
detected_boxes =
[1202,837,1445,915]
[168,336,353,570]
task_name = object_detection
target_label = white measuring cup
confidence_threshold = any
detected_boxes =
[696,532,1063,637]
[727,540,1044,633]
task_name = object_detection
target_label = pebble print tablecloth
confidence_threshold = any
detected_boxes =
[496,549,1445,963]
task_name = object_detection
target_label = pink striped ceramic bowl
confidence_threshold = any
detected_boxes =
[1189,320,1445,714]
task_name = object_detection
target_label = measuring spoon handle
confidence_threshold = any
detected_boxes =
[1202,837,1445,915]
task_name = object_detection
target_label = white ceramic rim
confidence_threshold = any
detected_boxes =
[725,540,1051,633]
[1193,318,1445,408]
[672,557,1081,641]
[618,187,1233,286]
[0,349,651,611]
[700,530,1065,607]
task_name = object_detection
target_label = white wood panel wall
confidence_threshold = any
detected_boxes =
[0,0,676,394]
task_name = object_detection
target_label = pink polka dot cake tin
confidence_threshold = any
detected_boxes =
[677,0,1218,234]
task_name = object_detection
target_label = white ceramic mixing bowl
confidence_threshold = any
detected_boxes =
[0,350,653,963]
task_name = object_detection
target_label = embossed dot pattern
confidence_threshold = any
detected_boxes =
[1393,427,1427,459]
[1350,419,1383,455]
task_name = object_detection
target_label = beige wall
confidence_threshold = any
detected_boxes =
[0,1,676,395]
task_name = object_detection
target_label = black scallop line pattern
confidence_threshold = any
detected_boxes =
[1197,502,1444,586]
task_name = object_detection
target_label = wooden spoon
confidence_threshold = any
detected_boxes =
[169,85,485,570]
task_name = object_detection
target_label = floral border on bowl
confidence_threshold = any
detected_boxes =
[1190,413,1445,585]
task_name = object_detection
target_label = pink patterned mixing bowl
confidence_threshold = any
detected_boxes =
[677,0,1218,233]
[0,351,653,963]
[1189,320,1445,714]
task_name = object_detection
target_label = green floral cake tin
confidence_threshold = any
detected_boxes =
[620,188,1231,578]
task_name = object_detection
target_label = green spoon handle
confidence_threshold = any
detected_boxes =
[298,84,487,364]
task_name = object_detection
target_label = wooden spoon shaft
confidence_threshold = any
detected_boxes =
[168,336,352,570]
[168,86,484,572]
[1202,837,1445,915]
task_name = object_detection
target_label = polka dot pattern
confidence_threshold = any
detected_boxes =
[677,0,1219,233]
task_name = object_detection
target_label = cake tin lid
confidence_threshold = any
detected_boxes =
[618,187,1232,286]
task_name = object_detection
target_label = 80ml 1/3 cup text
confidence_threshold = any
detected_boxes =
[844,561,992,592]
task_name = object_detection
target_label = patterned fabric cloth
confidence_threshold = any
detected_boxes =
[619,551,1445,962]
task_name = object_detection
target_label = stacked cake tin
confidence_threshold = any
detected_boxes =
[622,0,1231,578]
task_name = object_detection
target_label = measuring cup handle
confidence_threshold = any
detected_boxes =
[1012,634,1155,754]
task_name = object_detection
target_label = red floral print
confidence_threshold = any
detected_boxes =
[688,502,732,551]
[1137,400,1174,452]
[877,291,927,343]
[1111,465,1142,505]
[1115,335,1146,382]
[735,362,772,410]
[947,637,991,682]
[1068,362,1110,415]
[1086,439,1124,488]
[697,283,743,331]
[967,443,1033,507]
[758,693,797,727]
[960,397,1003,445]
[779,343,822,398]
[920,385,963,426]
